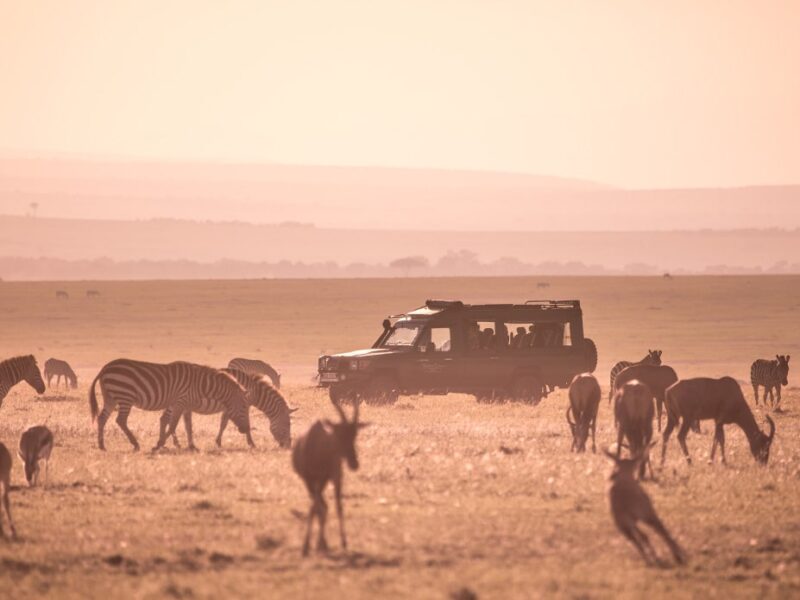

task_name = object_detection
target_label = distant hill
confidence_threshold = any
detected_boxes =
[2,157,798,230]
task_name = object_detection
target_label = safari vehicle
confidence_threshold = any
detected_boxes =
[318,299,598,405]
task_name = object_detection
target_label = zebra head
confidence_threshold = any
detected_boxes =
[24,355,46,394]
[270,407,297,449]
[646,350,663,366]
[776,355,790,386]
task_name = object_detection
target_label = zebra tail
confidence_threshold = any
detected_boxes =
[89,372,101,421]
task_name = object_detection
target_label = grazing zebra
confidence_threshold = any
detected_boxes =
[227,357,281,389]
[86,289,100,298]
[751,355,790,408]
[55,290,69,300]
[0,355,46,408]
[44,358,78,389]
[218,368,297,448]
[609,350,662,402]
[89,359,251,452]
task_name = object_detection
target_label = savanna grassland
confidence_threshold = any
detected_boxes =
[0,276,799,599]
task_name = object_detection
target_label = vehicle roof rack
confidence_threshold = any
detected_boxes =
[425,299,465,309]
[524,300,581,309]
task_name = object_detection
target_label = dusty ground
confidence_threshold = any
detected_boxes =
[0,276,799,598]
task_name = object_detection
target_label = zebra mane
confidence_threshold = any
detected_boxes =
[2,354,36,369]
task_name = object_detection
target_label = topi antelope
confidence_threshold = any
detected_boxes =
[605,446,686,566]
[614,380,655,479]
[662,377,775,466]
[292,397,369,556]
[566,373,601,453]
[19,425,54,486]
[614,364,677,432]
[0,442,16,539]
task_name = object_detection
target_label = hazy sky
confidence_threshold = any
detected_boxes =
[1,1,798,188]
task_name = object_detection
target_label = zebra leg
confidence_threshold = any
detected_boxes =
[183,412,197,451]
[153,404,183,451]
[216,413,230,447]
[752,383,759,405]
[97,407,112,450]
[115,404,140,451]
[776,385,782,409]
[763,386,769,406]
[159,411,181,448]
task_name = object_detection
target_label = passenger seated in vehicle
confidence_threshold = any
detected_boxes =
[496,324,509,349]
[467,321,481,352]
[510,326,525,349]
[480,328,495,351]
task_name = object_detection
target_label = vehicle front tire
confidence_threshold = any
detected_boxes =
[511,375,544,405]
[361,374,400,406]
[329,384,357,404]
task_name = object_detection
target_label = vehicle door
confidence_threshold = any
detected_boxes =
[458,318,510,391]
[406,324,458,392]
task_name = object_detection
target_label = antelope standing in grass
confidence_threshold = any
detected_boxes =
[614,380,655,479]
[228,358,281,389]
[19,426,54,486]
[751,355,790,408]
[292,398,368,556]
[0,443,16,539]
[605,446,686,566]
[614,364,677,432]
[662,377,775,466]
[566,373,601,453]
[0,355,46,408]
[44,358,78,390]
[609,350,662,401]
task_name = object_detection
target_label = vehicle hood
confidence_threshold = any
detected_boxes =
[331,347,411,359]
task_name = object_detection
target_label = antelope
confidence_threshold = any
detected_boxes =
[292,398,368,556]
[614,364,677,431]
[609,349,662,402]
[19,425,54,486]
[605,446,686,566]
[566,373,601,453]
[0,443,16,539]
[55,290,69,300]
[662,377,776,466]
[614,380,655,479]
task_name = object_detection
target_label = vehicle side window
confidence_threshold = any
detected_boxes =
[429,327,452,353]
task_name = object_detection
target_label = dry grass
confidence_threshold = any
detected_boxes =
[1,276,799,598]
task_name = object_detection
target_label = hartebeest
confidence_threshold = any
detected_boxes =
[292,398,368,556]
[19,425,54,486]
[566,373,601,453]
[614,380,655,479]
[662,377,775,466]
[614,364,678,431]
[0,442,16,539]
[605,446,686,566]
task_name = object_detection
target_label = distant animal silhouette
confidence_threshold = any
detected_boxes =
[0,355,46,408]
[0,443,16,539]
[536,282,550,289]
[18,425,54,487]
[89,359,249,452]
[609,350,662,403]
[228,358,281,389]
[605,446,685,566]
[217,368,297,448]
[44,358,78,389]
[86,289,101,298]
[751,355,790,408]
[292,398,368,556]
[613,363,677,432]
[662,377,775,466]
[55,290,69,300]
[566,373,601,453]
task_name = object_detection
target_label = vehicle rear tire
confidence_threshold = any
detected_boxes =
[511,375,544,405]
[581,338,598,373]
[361,374,399,406]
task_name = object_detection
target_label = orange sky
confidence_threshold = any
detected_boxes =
[1,1,798,188]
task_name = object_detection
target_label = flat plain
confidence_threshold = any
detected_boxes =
[0,276,799,599]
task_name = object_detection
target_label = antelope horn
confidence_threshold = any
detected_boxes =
[766,415,775,441]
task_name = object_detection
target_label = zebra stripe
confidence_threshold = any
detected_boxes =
[221,368,294,448]
[751,356,790,407]
[609,350,662,401]
[44,358,78,389]
[89,359,251,451]
[0,355,46,407]
[228,358,281,389]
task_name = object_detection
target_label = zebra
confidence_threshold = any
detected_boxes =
[0,355,46,408]
[89,359,251,452]
[44,358,78,389]
[55,290,69,300]
[219,368,298,448]
[751,355,790,408]
[227,358,281,389]
[609,350,662,402]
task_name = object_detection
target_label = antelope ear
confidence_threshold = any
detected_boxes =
[785,355,790,362]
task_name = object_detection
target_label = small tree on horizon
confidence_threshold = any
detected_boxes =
[389,255,429,277]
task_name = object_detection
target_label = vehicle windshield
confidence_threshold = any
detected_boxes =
[382,320,425,347]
